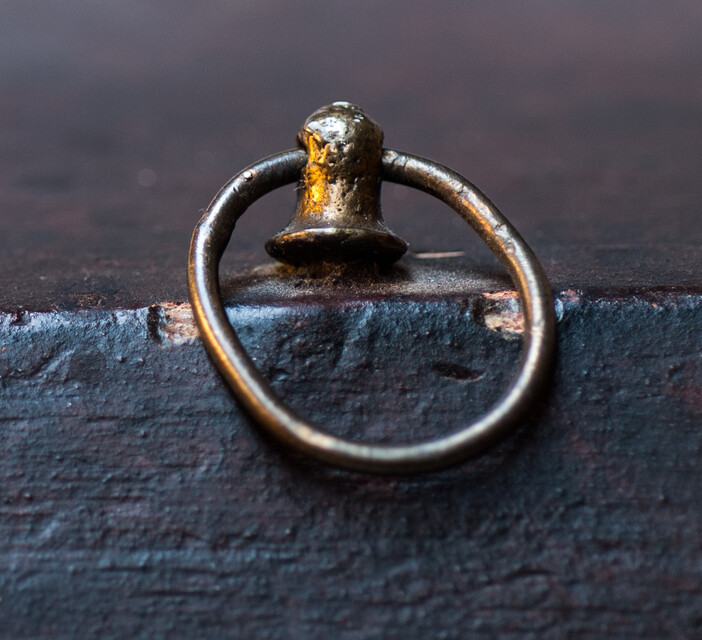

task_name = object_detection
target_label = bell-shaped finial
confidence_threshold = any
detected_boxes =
[265,102,407,266]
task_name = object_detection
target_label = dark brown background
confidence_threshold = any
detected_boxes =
[2,0,701,310]
[1,2,702,638]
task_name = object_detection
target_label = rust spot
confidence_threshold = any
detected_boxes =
[479,290,524,339]
[147,303,199,346]
[560,289,581,303]
[482,290,519,302]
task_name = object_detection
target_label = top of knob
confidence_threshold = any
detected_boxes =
[265,102,407,266]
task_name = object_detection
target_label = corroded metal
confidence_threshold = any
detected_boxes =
[188,104,556,473]
[265,102,407,265]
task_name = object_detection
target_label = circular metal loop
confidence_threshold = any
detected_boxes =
[188,148,555,473]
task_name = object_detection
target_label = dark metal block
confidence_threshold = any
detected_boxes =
[1,270,701,637]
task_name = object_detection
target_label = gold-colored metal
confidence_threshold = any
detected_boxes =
[188,103,556,474]
[265,102,407,265]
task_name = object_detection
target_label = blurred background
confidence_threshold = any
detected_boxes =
[1,0,701,309]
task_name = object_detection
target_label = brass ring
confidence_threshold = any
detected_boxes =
[188,148,555,473]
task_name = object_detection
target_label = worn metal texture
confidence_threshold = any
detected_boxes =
[1,282,701,637]
[2,0,702,637]
[266,102,408,265]
[189,105,556,472]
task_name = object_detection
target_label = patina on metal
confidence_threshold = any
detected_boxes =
[188,102,556,473]
[266,102,407,265]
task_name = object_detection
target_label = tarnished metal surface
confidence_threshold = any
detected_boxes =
[2,0,702,636]
[189,104,555,472]
[266,102,407,265]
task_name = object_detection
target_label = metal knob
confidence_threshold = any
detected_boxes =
[265,102,407,266]
[188,103,556,474]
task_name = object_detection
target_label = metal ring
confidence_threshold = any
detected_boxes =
[188,148,555,473]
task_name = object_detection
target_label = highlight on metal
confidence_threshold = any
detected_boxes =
[188,102,555,473]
